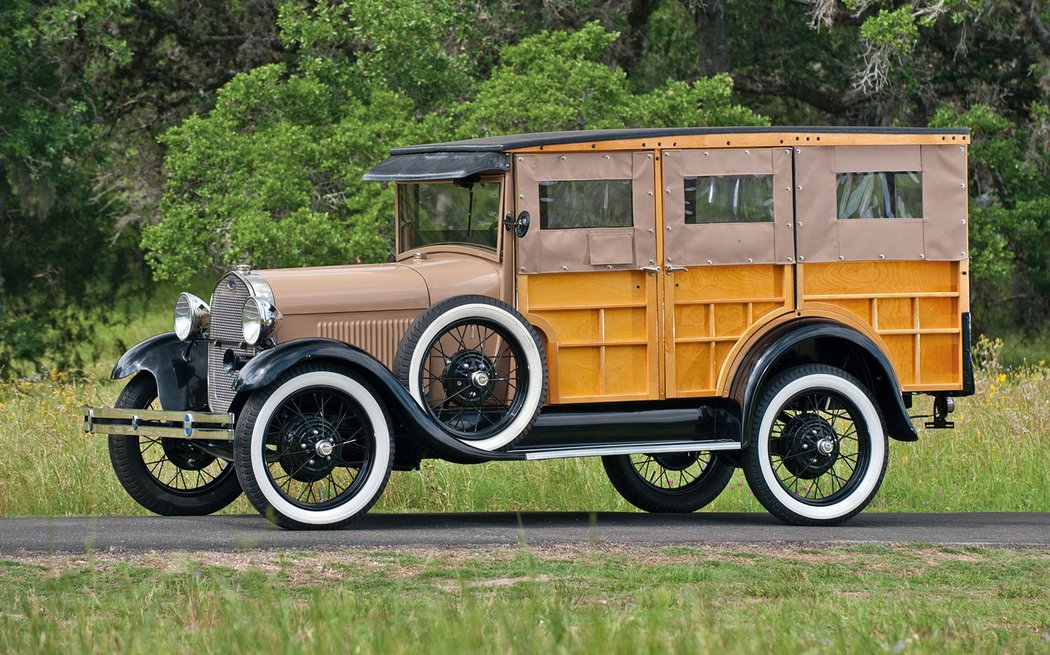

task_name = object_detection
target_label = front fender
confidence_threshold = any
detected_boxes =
[731,319,918,444]
[234,338,524,464]
[112,332,209,411]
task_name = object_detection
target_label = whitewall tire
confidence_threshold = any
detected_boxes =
[394,295,547,451]
[234,365,393,529]
[742,365,888,525]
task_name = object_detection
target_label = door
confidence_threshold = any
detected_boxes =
[515,151,661,403]
[659,147,796,397]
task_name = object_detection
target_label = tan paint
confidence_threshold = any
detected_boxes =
[261,263,429,316]
[278,310,420,368]
[263,253,502,366]
[400,253,502,304]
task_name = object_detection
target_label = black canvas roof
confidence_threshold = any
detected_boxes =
[387,126,970,155]
[363,126,970,182]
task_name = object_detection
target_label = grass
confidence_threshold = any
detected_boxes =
[0,545,1046,654]
[0,339,1047,517]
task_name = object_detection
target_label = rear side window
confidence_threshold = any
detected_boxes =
[837,172,923,219]
[684,175,774,224]
[539,179,633,229]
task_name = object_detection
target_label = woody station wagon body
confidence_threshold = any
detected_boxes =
[84,127,974,529]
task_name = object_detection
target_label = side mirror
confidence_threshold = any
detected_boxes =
[513,211,530,238]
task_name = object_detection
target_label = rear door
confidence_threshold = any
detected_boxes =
[659,147,796,397]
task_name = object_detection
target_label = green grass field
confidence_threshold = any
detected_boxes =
[0,344,1046,518]
[1,545,1047,654]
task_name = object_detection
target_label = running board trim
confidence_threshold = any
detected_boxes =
[511,439,741,461]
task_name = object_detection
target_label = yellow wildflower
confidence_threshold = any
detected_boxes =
[997,373,1007,383]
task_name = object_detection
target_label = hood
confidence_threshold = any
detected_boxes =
[257,255,502,316]
[259,263,430,315]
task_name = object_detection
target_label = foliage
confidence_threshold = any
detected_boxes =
[930,102,1050,330]
[143,14,760,283]
[2,0,1049,372]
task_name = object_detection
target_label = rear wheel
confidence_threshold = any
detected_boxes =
[107,373,241,516]
[742,365,888,526]
[602,451,734,513]
[234,364,393,530]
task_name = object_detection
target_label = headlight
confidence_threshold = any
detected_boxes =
[173,293,210,341]
[241,297,280,346]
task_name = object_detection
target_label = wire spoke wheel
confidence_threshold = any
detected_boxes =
[603,450,734,513]
[235,366,393,530]
[260,387,376,511]
[396,295,547,452]
[767,390,869,505]
[107,373,241,516]
[131,397,232,494]
[418,318,528,441]
[743,365,888,526]
[630,452,713,494]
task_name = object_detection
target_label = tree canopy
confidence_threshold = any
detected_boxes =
[2,0,1048,374]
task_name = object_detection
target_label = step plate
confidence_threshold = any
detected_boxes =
[510,439,740,461]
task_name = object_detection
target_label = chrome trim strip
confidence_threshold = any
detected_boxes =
[520,440,741,461]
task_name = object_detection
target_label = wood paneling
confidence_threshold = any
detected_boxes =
[520,270,659,403]
[665,264,793,397]
[801,260,964,390]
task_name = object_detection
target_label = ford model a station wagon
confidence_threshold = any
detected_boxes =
[84,127,974,529]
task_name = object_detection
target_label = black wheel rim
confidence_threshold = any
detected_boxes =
[261,387,375,510]
[137,398,234,495]
[629,451,719,495]
[417,318,529,440]
[767,388,870,505]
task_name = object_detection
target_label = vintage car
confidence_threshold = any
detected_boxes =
[84,127,974,529]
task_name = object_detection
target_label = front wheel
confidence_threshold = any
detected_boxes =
[234,364,393,530]
[742,365,888,526]
[108,373,242,516]
[602,451,734,513]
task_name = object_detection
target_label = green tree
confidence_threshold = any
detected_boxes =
[144,12,763,283]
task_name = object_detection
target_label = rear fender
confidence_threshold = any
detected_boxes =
[233,338,524,464]
[731,319,918,445]
[111,332,209,411]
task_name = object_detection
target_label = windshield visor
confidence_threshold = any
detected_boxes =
[398,181,501,252]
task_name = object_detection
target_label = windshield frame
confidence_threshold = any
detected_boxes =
[394,176,505,262]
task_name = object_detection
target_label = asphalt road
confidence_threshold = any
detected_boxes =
[0,512,1047,554]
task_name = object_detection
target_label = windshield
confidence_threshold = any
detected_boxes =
[397,181,501,252]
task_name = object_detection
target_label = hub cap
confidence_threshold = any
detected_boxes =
[442,350,498,407]
[775,413,840,479]
[277,417,343,483]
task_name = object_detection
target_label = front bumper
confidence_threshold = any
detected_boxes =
[83,407,234,441]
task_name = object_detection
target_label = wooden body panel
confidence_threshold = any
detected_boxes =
[519,271,660,403]
[506,131,969,405]
[664,265,794,397]
[799,260,965,390]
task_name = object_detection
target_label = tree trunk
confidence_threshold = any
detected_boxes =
[686,0,730,76]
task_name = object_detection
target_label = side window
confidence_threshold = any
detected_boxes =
[684,174,774,224]
[837,172,923,219]
[539,179,633,229]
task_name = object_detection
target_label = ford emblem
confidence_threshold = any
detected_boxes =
[227,278,237,290]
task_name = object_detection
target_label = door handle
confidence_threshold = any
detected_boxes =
[665,265,689,274]
[640,265,661,275]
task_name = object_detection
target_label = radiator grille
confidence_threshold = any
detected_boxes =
[208,273,255,412]
[317,319,412,369]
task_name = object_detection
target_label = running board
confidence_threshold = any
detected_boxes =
[507,439,741,461]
